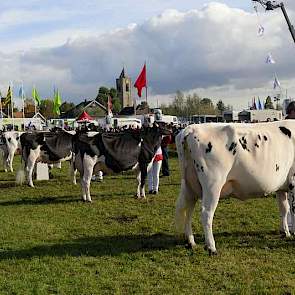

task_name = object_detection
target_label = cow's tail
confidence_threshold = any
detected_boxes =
[16,149,25,185]
[175,179,189,233]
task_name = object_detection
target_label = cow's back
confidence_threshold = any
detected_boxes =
[178,121,295,199]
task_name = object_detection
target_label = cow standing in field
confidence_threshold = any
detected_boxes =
[74,125,171,202]
[175,121,295,255]
[0,131,22,172]
[17,130,77,187]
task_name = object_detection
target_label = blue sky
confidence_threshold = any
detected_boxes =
[0,1,295,109]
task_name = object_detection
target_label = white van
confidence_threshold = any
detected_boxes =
[113,117,142,129]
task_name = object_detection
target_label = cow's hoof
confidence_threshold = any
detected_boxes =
[185,243,196,250]
[204,245,217,256]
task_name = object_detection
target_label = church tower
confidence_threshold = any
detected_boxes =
[116,68,133,109]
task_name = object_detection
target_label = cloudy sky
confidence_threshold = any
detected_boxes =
[1,0,295,110]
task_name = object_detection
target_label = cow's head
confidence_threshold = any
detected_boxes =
[141,124,172,152]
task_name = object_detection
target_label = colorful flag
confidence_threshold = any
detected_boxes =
[53,88,62,115]
[134,63,147,97]
[273,75,281,89]
[253,97,257,110]
[3,86,12,106]
[266,53,275,64]
[19,85,25,98]
[32,86,41,105]
[258,97,263,110]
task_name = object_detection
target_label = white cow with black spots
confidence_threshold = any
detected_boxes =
[0,131,22,172]
[175,120,295,255]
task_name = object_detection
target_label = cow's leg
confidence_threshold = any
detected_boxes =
[175,179,197,248]
[138,162,152,199]
[3,149,8,172]
[136,170,141,198]
[288,178,295,234]
[26,151,39,187]
[277,191,291,237]
[81,155,96,202]
[70,159,77,185]
[8,148,16,172]
[201,185,221,255]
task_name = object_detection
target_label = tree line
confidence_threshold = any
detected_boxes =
[160,91,232,118]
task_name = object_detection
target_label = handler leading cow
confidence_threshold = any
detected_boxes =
[175,120,295,255]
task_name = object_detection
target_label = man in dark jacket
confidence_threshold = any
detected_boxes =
[161,134,172,176]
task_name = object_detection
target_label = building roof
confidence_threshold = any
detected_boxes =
[61,99,107,119]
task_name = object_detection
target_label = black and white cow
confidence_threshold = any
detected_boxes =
[0,131,22,172]
[74,125,171,202]
[175,120,295,255]
[17,129,77,187]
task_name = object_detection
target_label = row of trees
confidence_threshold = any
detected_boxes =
[160,91,232,118]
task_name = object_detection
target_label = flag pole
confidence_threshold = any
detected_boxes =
[33,85,37,116]
[0,91,3,119]
[22,82,25,130]
[11,82,14,131]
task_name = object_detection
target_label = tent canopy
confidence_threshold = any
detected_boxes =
[76,111,94,122]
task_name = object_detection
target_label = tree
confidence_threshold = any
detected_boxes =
[60,102,75,114]
[216,100,226,115]
[200,98,215,115]
[264,96,274,109]
[39,99,55,119]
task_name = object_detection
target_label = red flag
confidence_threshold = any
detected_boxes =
[134,64,147,97]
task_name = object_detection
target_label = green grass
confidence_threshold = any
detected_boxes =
[0,156,294,294]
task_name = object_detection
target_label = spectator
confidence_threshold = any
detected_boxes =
[148,146,163,194]
[161,134,172,176]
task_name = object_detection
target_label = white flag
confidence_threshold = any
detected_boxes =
[258,25,264,37]
[273,76,281,89]
[266,53,275,64]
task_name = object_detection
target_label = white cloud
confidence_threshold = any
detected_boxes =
[1,2,295,110]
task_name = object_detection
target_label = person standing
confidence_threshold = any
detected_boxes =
[148,146,163,194]
[161,134,172,176]
[284,101,295,230]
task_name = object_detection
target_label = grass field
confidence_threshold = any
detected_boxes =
[0,156,295,294]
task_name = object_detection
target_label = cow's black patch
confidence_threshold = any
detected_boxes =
[258,135,261,140]
[8,138,11,142]
[254,143,259,148]
[276,164,279,172]
[239,137,250,152]
[228,142,237,151]
[206,142,213,153]
[279,126,292,138]
[263,136,268,141]
[201,166,204,172]
[228,142,237,156]
[289,184,295,191]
